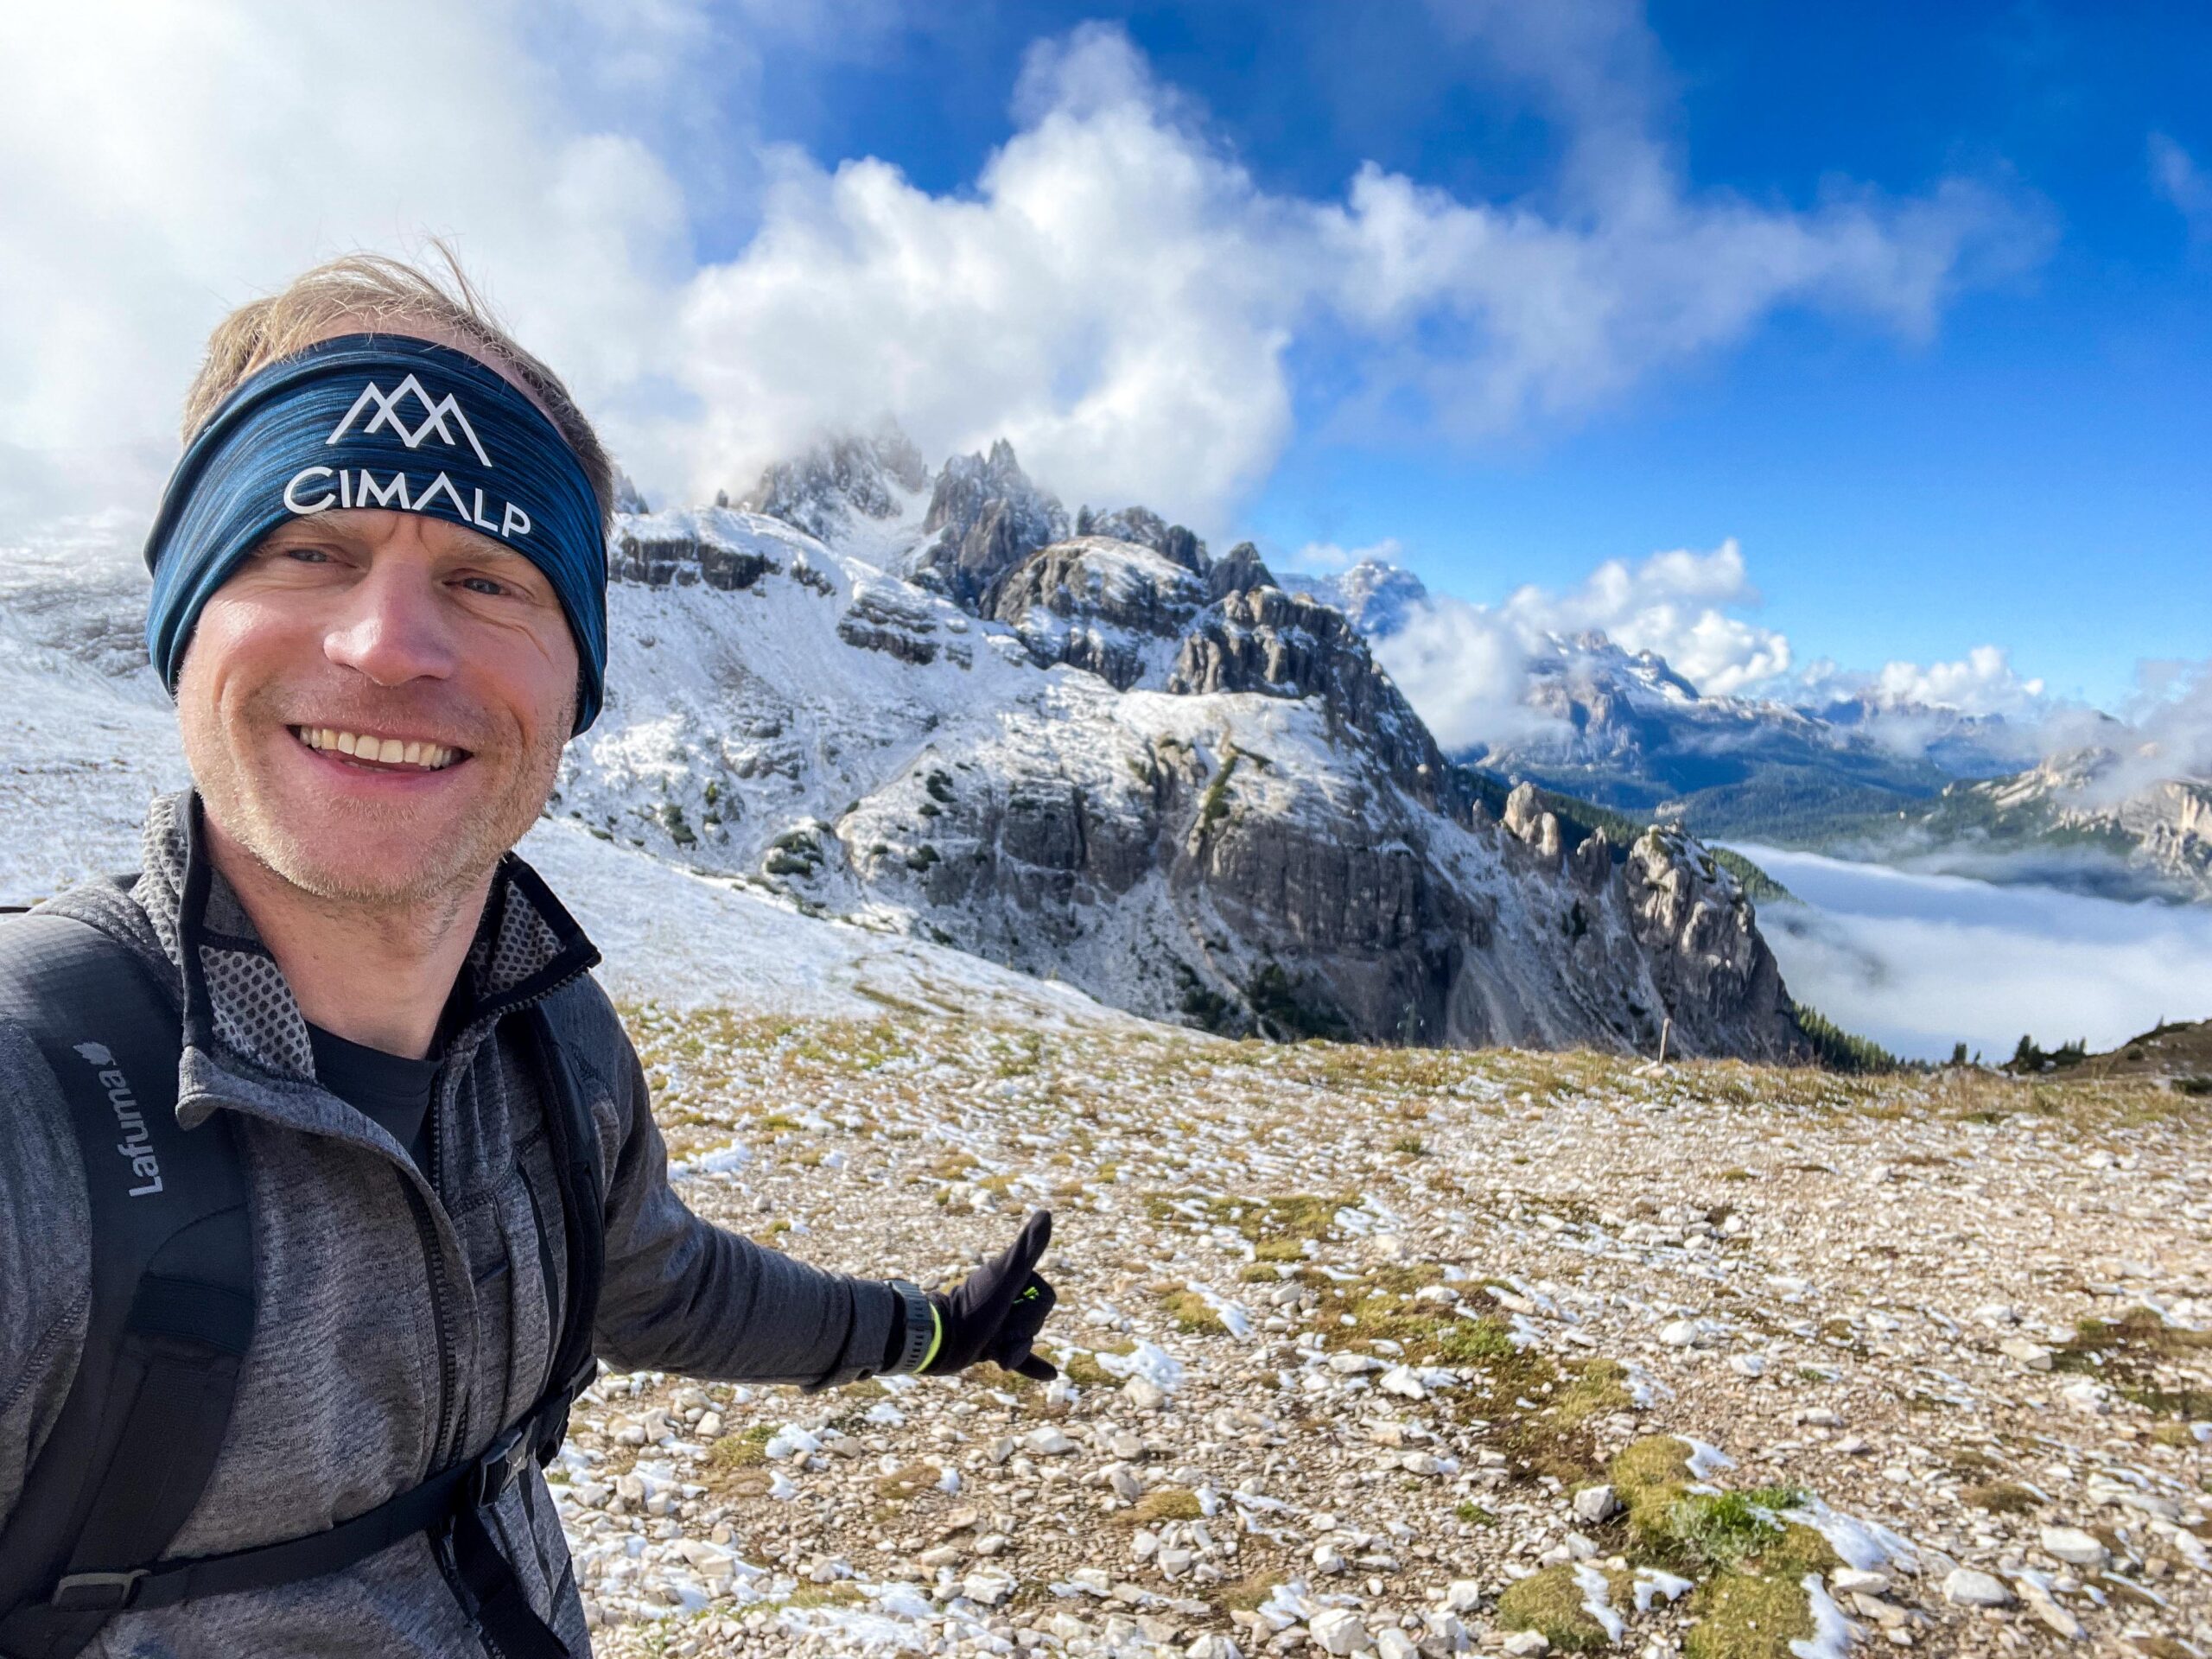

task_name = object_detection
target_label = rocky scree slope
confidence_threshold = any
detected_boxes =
[561,438,1805,1059]
[566,1011,2212,1658]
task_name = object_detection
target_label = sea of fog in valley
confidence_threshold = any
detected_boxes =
[1733,842,2212,1065]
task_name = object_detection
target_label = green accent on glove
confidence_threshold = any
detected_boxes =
[921,1304,944,1372]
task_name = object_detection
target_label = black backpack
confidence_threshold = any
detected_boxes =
[0,912,606,1659]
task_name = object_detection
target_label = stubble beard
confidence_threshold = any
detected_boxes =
[179,673,570,925]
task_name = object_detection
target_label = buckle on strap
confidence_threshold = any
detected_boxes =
[466,1423,534,1510]
[51,1569,149,1613]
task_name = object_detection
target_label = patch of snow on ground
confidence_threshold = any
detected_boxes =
[1790,1574,1853,1659]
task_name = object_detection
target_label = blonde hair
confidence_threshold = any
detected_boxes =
[180,245,614,531]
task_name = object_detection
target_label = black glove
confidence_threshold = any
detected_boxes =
[924,1210,1058,1381]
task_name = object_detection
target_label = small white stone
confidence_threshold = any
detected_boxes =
[1308,1607,1373,1655]
[2024,1591,2083,1641]
[1573,1484,1620,1524]
[1380,1365,1427,1401]
[1312,1541,1349,1574]
[2039,1527,2107,1569]
[1328,1353,1385,1375]
[1187,1637,1242,1659]
[1024,1426,1076,1456]
[1658,1319,1699,1347]
[1444,1580,1482,1613]
[1831,1568,1891,1596]
[1501,1631,1550,1656]
[1942,1567,2014,1607]
[2059,1380,2109,1414]
[962,1570,1016,1606]
[1373,1631,1419,1659]
[1999,1338,2054,1370]
[1126,1376,1169,1412]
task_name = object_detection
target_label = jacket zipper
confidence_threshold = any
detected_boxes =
[405,1068,462,1469]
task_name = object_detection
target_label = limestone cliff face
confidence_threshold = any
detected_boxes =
[580,436,1811,1061]
[984,538,1205,690]
[911,439,1069,607]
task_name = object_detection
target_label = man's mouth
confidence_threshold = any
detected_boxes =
[291,726,467,772]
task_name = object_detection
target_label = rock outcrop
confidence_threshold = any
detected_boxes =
[572,434,1812,1061]
[912,440,1069,607]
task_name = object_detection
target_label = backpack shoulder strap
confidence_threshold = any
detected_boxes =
[0,914,254,1659]
[524,1006,604,1421]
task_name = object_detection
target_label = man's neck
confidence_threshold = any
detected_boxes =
[202,817,490,1060]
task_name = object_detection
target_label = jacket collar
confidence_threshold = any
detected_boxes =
[123,790,601,1091]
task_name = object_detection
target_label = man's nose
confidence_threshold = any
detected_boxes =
[322,561,457,687]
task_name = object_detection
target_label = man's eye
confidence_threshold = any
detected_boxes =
[283,546,334,564]
[459,576,508,596]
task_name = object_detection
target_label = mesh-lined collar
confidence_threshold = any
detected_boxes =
[129,791,601,1083]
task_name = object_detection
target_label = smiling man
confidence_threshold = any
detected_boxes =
[0,256,1058,1658]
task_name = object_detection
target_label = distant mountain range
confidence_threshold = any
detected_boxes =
[1287,560,2210,905]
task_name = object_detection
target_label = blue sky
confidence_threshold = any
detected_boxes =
[5,1,2208,726]
[714,1,2211,712]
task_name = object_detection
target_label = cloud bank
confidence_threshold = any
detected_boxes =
[1371,538,1792,751]
[1,3,2045,539]
[1741,843,2212,1063]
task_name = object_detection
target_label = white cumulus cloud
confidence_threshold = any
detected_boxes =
[1869,645,2047,717]
[0,4,2049,543]
[0,1,699,530]
[1288,537,1403,575]
[1372,538,1791,752]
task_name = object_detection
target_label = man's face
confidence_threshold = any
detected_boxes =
[175,508,578,912]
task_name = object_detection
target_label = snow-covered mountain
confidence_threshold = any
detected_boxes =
[563,438,1808,1057]
[1894,748,2212,902]
[1288,559,2029,842]
[2,440,1812,1059]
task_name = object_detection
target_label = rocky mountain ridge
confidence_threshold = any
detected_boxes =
[1287,561,2028,841]
[1913,749,2212,902]
[569,435,1807,1058]
[1293,559,2212,903]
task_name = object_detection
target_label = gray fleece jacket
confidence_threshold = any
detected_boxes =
[0,791,902,1656]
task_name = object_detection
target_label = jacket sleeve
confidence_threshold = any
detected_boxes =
[580,1014,898,1389]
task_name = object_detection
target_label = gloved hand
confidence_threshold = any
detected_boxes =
[924,1210,1058,1381]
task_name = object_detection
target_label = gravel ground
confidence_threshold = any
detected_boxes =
[558,1009,2211,1659]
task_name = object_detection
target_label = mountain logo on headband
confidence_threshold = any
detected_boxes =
[327,375,493,468]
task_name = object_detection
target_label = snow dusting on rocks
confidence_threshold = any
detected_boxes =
[566,1011,2210,1657]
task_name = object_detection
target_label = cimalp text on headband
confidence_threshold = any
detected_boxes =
[141,334,609,732]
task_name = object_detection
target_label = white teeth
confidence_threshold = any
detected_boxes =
[296,728,460,770]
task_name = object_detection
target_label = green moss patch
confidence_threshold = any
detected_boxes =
[1145,1191,1358,1258]
[2054,1309,2212,1418]
[1158,1290,1227,1334]
[1964,1480,2039,1515]
[1123,1486,1204,1526]
[1496,1565,1626,1653]
[1684,1567,1815,1659]
[1668,1489,1820,1571]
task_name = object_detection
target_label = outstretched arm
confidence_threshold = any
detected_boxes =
[586,1031,1060,1390]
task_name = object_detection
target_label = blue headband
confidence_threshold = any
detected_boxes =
[143,334,607,732]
